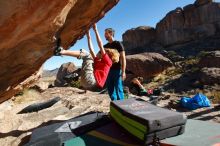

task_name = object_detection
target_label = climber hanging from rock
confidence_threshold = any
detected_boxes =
[53,24,120,95]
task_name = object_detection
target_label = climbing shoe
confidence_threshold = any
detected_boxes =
[54,46,63,56]
[54,37,63,56]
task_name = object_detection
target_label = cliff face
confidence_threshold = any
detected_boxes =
[123,0,220,54]
[156,0,220,46]
[122,26,156,53]
[0,0,119,103]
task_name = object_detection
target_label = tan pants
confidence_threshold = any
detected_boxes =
[80,54,97,90]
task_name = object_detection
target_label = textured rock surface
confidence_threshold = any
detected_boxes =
[1,86,219,146]
[199,67,220,85]
[126,53,172,83]
[122,0,220,53]
[156,7,187,46]
[0,0,119,103]
[122,26,156,52]
[157,0,220,46]
[54,62,77,87]
[194,0,213,6]
[198,51,220,68]
[0,87,111,146]
[198,51,220,85]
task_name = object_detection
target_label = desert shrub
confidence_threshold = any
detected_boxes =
[167,51,177,57]
[152,74,166,83]
[190,67,200,73]
[13,89,42,104]
[206,91,220,104]
[198,51,210,58]
[165,67,184,76]
[70,80,81,88]
[184,57,199,65]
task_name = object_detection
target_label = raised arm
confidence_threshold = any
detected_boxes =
[120,50,126,80]
[93,24,106,55]
[86,31,96,59]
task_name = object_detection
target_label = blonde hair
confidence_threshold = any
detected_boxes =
[105,48,119,63]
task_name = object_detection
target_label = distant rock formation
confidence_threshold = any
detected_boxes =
[156,0,219,46]
[42,68,59,78]
[0,0,119,103]
[123,0,220,55]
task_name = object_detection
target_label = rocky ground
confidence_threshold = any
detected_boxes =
[1,48,220,146]
[1,0,220,145]
[0,87,110,146]
[0,84,220,146]
[1,50,220,146]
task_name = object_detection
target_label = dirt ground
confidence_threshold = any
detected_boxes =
[0,87,219,146]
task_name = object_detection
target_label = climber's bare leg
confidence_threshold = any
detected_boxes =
[60,50,81,58]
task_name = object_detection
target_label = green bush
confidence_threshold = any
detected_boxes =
[198,51,210,58]
[70,80,81,88]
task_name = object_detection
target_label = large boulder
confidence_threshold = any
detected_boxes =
[125,53,172,83]
[0,0,119,103]
[198,51,220,68]
[199,67,220,85]
[198,51,220,85]
[54,62,78,87]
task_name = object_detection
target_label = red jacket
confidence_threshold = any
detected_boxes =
[94,53,112,88]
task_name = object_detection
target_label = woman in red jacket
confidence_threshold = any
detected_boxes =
[54,24,119,90]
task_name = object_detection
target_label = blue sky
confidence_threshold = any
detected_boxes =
[44,0,217,70]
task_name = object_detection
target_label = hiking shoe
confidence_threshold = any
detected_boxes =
[139,88,148,96]
[54,46,63,56]
[54,37,63,56]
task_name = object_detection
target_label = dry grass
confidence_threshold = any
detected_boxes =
[13,89,42,104]
[152,74,166,83]
[144,74,168,89]
[184,57,199,65]
[165,67,183,77]
[198,51,210,58]
[40,76,56,84]
[206,91,220,104]
[143,66,183,90]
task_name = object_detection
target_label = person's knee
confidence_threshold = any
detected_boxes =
[78,49,90,59]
